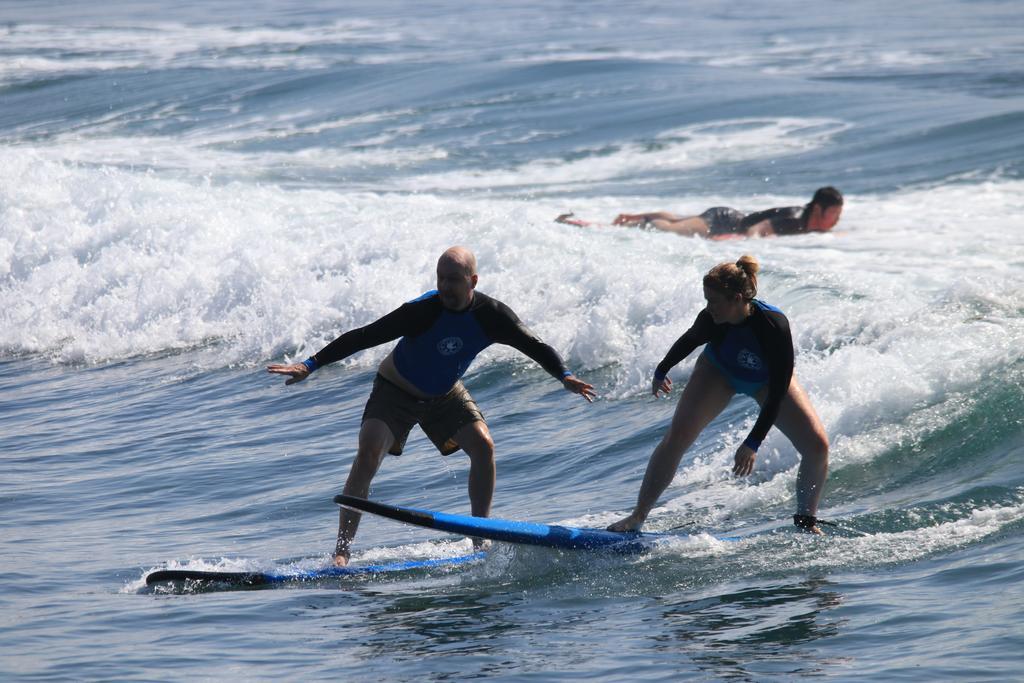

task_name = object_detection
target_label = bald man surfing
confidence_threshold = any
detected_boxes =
[268,246,596,565]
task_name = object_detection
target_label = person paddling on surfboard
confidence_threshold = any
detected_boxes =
[268,246,596,566]
[607,255,829,534]
[556,186,843,240]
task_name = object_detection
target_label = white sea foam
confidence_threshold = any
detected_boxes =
[501,44,952,74]
[21,135,448,177]
[398,118,850,191]
[3,147,1023,521]
[356,539,474,563]
[4,152,1022,380]
[7,116,842,191]
[0,21,407,83]
[805,498,1024,569]
[704,39,955,74]
[3,10,1013,89]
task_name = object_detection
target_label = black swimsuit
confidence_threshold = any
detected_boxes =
[700,205,807,236]
[740,206,807,235]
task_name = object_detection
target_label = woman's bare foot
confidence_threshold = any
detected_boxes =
[793,514,824,535]
[607,512,646,532]
[555,212,591,227]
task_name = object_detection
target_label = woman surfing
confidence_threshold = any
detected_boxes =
[608,255,830,534]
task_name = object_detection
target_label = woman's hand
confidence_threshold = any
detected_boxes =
[732,444,756,476]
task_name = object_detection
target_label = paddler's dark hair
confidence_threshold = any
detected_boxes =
[801,186,844,223]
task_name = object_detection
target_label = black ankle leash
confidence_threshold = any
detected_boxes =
[793,514,840,530]
[794,514,869,536]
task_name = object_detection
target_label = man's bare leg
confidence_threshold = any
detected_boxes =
[453,421,496,550]
[334,418,394,566]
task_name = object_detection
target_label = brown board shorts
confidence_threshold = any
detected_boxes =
[361,373,485,456]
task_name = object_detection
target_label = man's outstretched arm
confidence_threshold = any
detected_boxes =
[480,298,596,402]
[267,297,438,384]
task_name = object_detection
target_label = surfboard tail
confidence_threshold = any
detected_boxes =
[145,569,273,587]
[144,552,485,590]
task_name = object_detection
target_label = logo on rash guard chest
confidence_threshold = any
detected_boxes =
[437,337,464,356]
[736,349,762,370]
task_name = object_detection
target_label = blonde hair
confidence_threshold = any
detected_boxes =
[703,254,759,300]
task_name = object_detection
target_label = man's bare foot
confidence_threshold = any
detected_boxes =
[332,553,350,567]
[607,512,645,532]
[555,212,590,227]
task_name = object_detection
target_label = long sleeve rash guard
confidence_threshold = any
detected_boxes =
[655,300,794,450]
[311,290,570,396]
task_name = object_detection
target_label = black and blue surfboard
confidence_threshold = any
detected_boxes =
[145,552,484,588]
[335,495,664,554]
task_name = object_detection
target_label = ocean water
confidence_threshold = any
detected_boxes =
[2,0,1023,680]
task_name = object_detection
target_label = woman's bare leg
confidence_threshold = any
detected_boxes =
[759,376,830,519]
[612,212,710,236]
[648,216,711,236]
[554,213,592,227]
[608,356,735,531]
[560,212,711,236]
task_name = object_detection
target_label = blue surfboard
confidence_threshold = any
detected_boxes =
[335,495,663,554]
[145,552,484,588]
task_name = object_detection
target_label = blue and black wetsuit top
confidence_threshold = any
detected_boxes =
[654,300,794,451]
[310,290,570,396]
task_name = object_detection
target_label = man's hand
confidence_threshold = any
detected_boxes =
[732,444,756,476]
[562,375,597,403]
[652,375,672,397]
[267,362,311,386]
